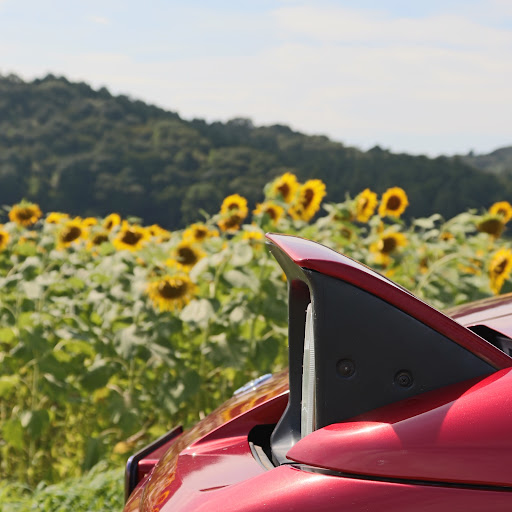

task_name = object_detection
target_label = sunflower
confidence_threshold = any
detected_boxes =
[9,202,42,227]
[0,227,10,251]
[269,172,299,203]
[103,213,122,231]
[370,232,407,266]
[419,257,429,274]
[113,222,150,251]
[183,223,217,243]
[288,179,326,222]
[218,214,243,233]
[489,201,512,224]
[147,224,171,241]
[339,225,354,241]
[220,194,249,219]
[146,275,197,312]
[46,212,69,224]
[88,231,110,248]
[82,217,98,228]
[174,240,205,270]
[242,229,265,244]
[57,218,86,249]
[439,231,454,241]
[477,215,505,239]
[253,202,285,224]
[378,187,409,218]
[355,189,378,222]
[489,248,512,294]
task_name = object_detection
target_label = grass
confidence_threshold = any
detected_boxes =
[0,462,123,512]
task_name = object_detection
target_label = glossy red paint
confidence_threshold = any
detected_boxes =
[448,293,512,325]
[136,438,180,487]
[124,372,288,512]
[123,235,512,511]
[266,233,512,369]
[447,293,512,340]
[288,367,512,487]
[132,462,512,511]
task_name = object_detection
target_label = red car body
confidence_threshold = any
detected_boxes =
[124,234,512,511]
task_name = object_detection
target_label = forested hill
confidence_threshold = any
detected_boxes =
[1,73,510,228]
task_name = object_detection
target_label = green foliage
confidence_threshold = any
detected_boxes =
[1,174,512,502]
[0,74,511,229]
[0,212,289,488]
[0,462,122,512]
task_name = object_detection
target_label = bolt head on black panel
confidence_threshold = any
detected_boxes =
[395,370,413,388]
[336,359,356,378]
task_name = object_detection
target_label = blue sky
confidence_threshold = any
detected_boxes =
[1,0,511,156]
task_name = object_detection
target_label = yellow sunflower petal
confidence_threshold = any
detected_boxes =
[46,212,69,224]
[103,213,122,231]
[253,202,285,224]
[370,232,407,266]
[113,221,150,251]
[378,187,409,218]
[489,201,512,224]
[183,223,216,243]
[489,248,512,294]
[146,275,197,312]
[220,194,249,219]
[355,188,378,223]
[0,227,10,251]
[174,240,205,270]
[57,218,86,249]
[288,179,326,222]
[218,214,243,233]
[269,172,299,203]
[9,203,43,227]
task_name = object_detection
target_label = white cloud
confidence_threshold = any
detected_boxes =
[88,16,109,25]
[272,5,512,48]
[2,1,511,155]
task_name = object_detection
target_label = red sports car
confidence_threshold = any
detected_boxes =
[123,233,512,511]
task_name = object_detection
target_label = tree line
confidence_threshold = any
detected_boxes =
[0,73,510,228]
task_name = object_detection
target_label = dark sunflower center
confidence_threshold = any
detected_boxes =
[18,208,35,220]
[498,208,508,217]
[177,247,198,265]
[227,202,239,211]
[359,198,369,210]
[224,215,242,229]
[0,234,5,243]
[386,195,401,211]
[301,188,315,209]
[92,233,109,245]
[494,259,508,276]
[478,219,504,237]
[121,230,143,245]
[158,280,187,299]
[266,207,277,220]
[277,183,290,200]
[380,236,397,253]
[194,228,208,240]
[62,226,82,243]
[105,220,114,230]
[340,227,352,239]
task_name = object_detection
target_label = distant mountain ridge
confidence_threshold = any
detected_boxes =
[460,147,512,175]
[0,73,511,228]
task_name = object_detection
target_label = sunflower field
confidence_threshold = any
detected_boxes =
[2,173,512,499]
